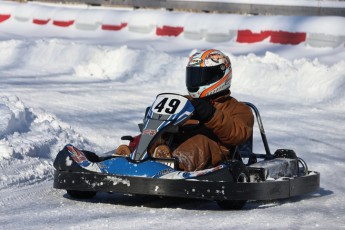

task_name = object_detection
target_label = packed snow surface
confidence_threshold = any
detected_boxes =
[0,2,345,230]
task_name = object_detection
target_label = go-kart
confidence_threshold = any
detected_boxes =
[53,93,320,210]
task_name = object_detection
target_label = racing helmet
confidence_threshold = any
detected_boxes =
[186,49,232,98]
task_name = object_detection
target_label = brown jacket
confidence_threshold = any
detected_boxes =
[204,93,254,147]
[172,92,254,171]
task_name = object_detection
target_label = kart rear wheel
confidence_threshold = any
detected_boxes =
[67,190,97,199]
[217,161,249,210]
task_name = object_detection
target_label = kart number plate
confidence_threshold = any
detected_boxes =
[152,94,188,116]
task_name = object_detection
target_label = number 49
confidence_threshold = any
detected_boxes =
[154,97,181,114]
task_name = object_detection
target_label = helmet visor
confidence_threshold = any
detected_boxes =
[186,65,225,91]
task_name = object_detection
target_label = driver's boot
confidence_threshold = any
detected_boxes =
[152,145,172,158]
[114,145,131,157]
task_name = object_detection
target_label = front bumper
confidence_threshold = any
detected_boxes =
[54,170,320,201]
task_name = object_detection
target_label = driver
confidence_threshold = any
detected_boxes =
[117,49,254,171]
[168,49,254,171]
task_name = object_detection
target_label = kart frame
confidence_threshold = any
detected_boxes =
[53,101,320,202]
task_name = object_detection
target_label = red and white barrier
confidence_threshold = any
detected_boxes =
[0,1,17,23]
[205,30,236,43]
[306,33,345,48]
[156,26,184,37]
[32,5,57,25]
[52,7,82,27]
[270,31,306,45]
[0,14,10,23]
[13,4,35,22]
[237,30,272,43]
[75,9,104,31]
[127,11,161,34]
[101,10,129,31]
[156,12,187,37]
[102,23,127,31]
[0,1,344,48]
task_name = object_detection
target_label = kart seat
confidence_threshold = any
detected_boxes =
[237,102,272,165]
[236,134,257,165]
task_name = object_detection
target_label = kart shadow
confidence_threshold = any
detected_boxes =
[245,187,333,209]
[63,192,221,210]
[63,187,331,211]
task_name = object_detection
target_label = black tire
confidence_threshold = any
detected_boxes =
[217,160,249,210]
[82,150,101,162]
[217,200,247,210]
[274,149,297,159]
[67,190,97,199]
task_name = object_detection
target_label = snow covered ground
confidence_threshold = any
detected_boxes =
[0,2,345,229]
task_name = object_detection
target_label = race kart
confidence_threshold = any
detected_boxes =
[53,93,320,210]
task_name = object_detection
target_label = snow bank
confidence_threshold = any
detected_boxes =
[71,45,345,104]
[0,96,30,140]
[73,45,186,85]
[0,96,90,160]
[0,36,343,105]
[0,96,91,187]
[0,39,104,76]
[231,52,345,103]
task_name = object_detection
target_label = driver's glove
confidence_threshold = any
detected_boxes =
[191,99,216,123]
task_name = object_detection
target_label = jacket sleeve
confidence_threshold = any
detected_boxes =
[204,100,254,146]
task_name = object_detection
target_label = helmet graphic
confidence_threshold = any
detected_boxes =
[186,49,232,98]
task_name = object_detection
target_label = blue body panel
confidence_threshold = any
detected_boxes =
[66,144,228,180]
[65,94,227,180]
[99,157,175,178]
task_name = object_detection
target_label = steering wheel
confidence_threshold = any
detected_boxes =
[180,118,202,131]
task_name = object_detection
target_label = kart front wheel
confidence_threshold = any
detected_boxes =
[217,160,249,210]
[67,190,97,199]
[217,200,247,210]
